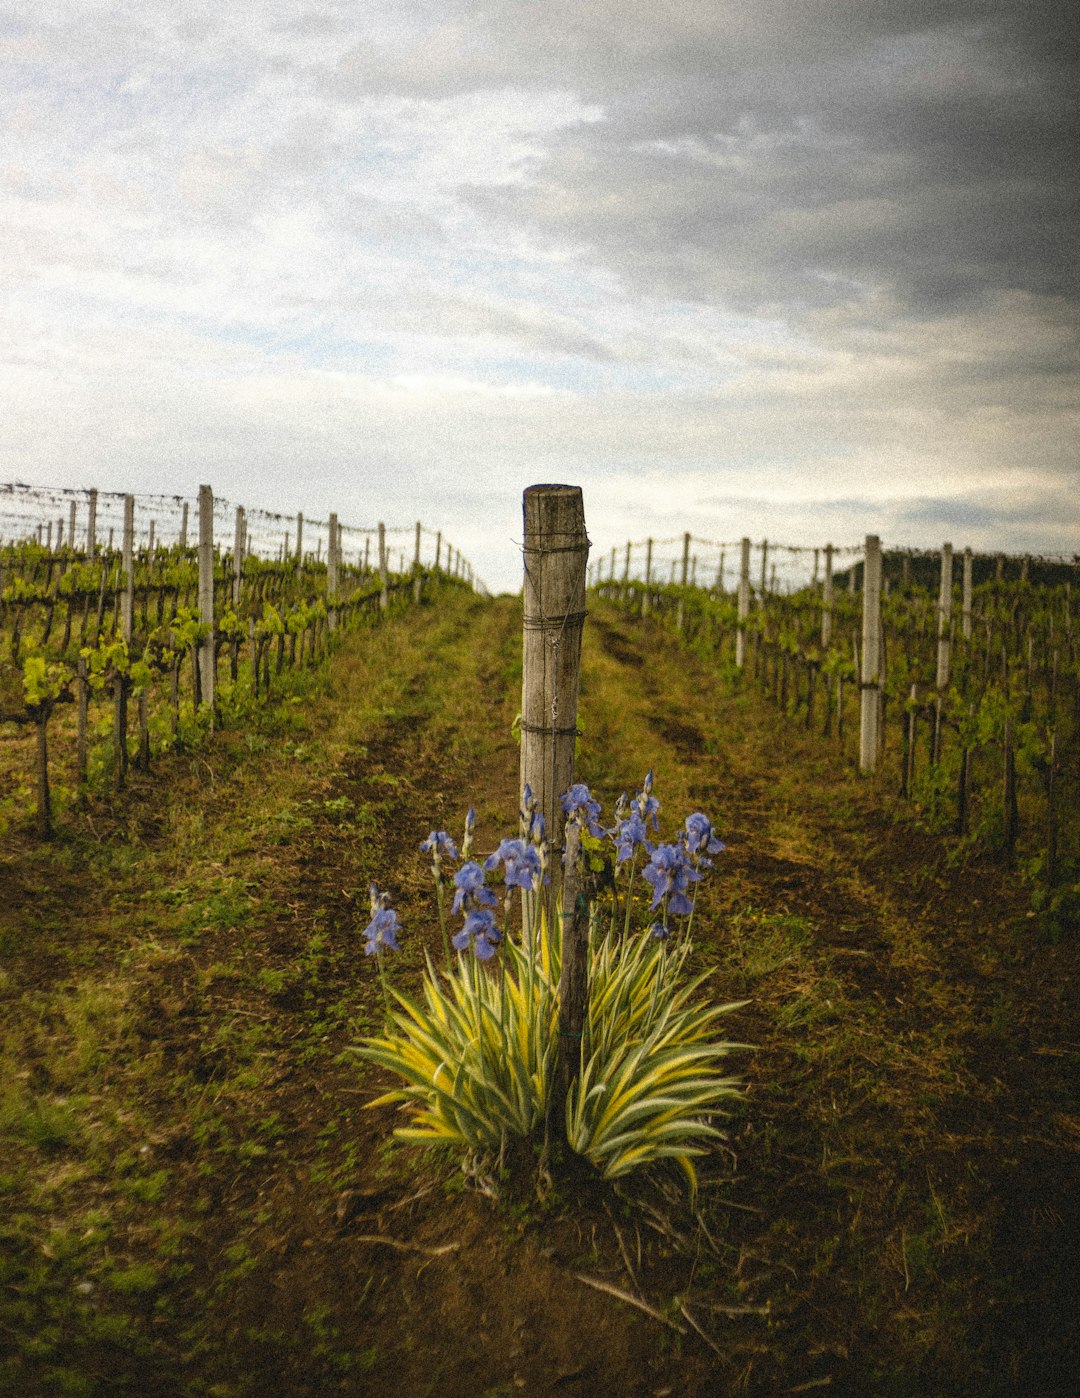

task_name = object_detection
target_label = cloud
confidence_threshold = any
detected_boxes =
[0,2,1077,593]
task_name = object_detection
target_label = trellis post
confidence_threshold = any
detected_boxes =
[378,522,388,610]
[413,521,422,604]
[179,501,188,550]
[821,544,834,647]
[87,488,98,559]
[962,547,973,640]
[68,500,77,554]
[296,512,304,564]
[736,536,751,667]
[327,511,339,623]
[680,532,690,586]
[520,484,589,866]
[121,495,135,643]
[198,485,215,716]
[233,507,245,606]
[859,535,882,773]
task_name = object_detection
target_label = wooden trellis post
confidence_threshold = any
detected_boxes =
[642,537,653,617]
[87,488,98,559]
[327,511,339,623]
[68,500,77,554]
[121,495,135,643]
[680,532,690,586]
[296,512,304,564]
[859,535,882,773]
[233,507,245,605]
[179,500,188,550]
[378,522,388,610]
[736,536,751,667]
[962,547,973,640]
[520,484,589,863]
[413,521,422,604]
[759,539,768,599]
[934,542,953,761]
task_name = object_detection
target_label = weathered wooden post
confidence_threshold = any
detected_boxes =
[295,512,304,565]
[736,536,751,667]
[413,521,423,604]
[520,484,589,861]
[378,522,388,610]
[68,500,77,554]
[716,549,725,593]
[859,535,882,774]
[642,537,653,618]
[821,544,834,647]
[148,518,156,559]
[434,531,442,573]
[759,539,768,599]
[198,484,215,716]
[962,547,973,641]
[179,500,188,550]
[680,532,690,586]
[87,488,98,559]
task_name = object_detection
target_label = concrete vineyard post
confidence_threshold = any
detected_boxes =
[378,522,388,610]
[936,543,953,689]
[233,507,245,606]
[327,512,339,624]
[859,535,882,774]
[87,488,98,559]
[121,495,134,643]
[736,536,751,667]
[198,485,215,716]
[520,483,589,861]
[821,544,834,647]
[962,547,973,640]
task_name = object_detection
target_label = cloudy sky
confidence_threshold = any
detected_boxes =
[3,1,1078,591]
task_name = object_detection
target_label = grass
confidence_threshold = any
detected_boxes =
[0,584,1077,1395]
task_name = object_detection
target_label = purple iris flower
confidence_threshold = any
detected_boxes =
[560,782,604,837]
[452,907,502,961]
[451,860,498,915]
[420,830,458,859]
[614,810,650,864]
[484,838,544,892]
[649,921,671,941]
[634,772,660,833]
[641,842,700,916]
[683,812,725,862]
[363,906,402,955]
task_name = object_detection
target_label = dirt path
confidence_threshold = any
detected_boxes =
[2,590,1078,1396]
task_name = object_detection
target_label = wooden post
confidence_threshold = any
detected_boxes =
[520,484,589,859]
[148,518,156,558]
[859,535,882,774]
[716,549,725,593]
[642,537,653,617]
[736,536,751,667]
[179,501,188,550]
[822,544,834,647]
[759,539,768,599]
[296,512,304,564]
[434,531,441,572]
[378,522,388,610]
[680,532,690,586]
[46,521,53,552]
[68,499,77,554]
[413,520,422,604]
[87,488,98,559]
[623,540,631,584]
[198,484,215,714]
[812,548,819,586]
[962,547,973,640]
[121,494,135,643]
[556,821,591,1121]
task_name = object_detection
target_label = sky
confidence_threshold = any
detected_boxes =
[2,1,1078,593]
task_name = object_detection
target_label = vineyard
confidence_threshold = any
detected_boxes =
[1,484,478,840]
[1,487,1078,1396]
